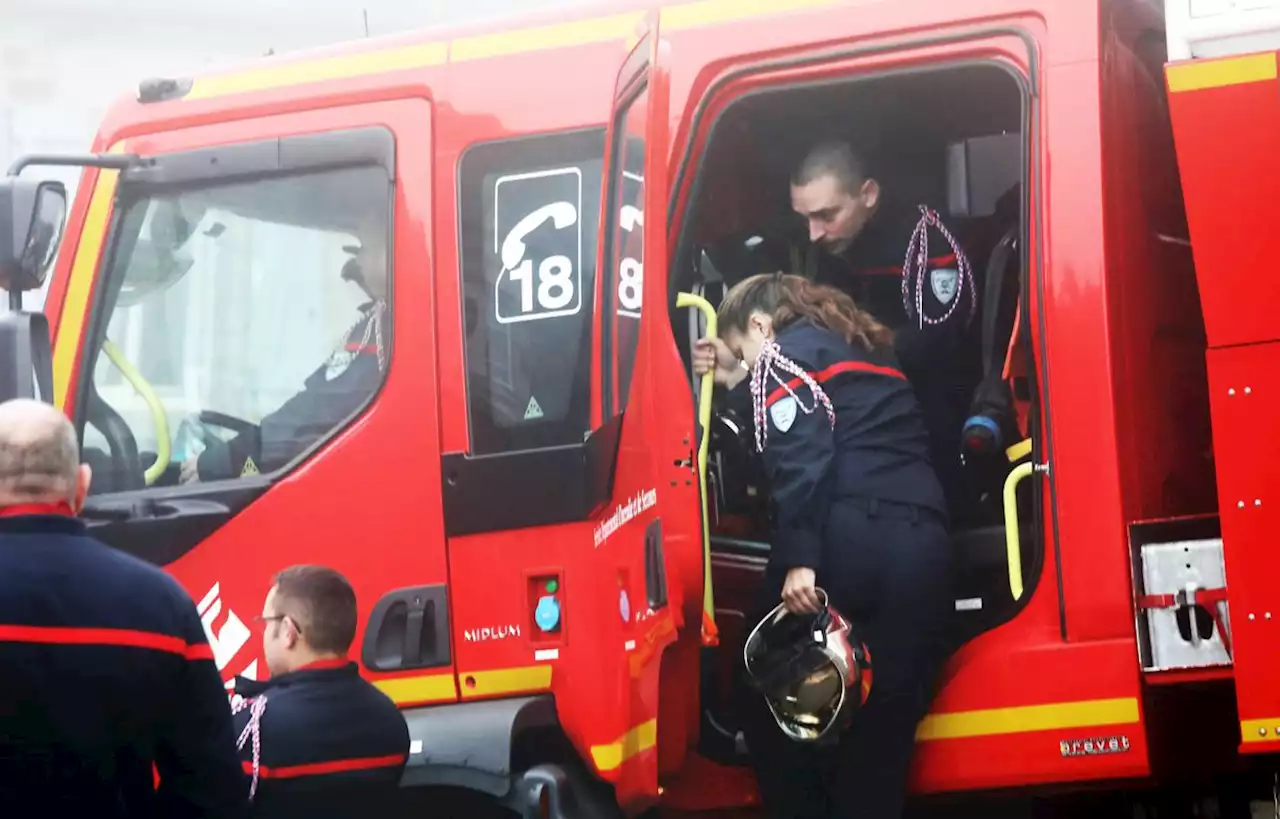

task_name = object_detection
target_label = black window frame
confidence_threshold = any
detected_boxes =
[74,127,397,499]
[455,127,608,458]
[599,80,649,420]
[442,126,624,537]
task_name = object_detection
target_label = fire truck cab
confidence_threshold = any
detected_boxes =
[2,0,1280,815]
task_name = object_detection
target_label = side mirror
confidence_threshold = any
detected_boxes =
[0,179,68,294]
[0,311,53,404]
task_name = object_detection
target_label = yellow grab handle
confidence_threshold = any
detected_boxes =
[1002,461,1035,601]
[101,339,171,486]
[676,292,718,646]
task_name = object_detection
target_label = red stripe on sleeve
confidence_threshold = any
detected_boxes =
[0,624,209,660]
[764,360,906,408]
[860,253,957,278]
[244,752,408,780]
[859,265,903,277]
[184,642,216,661]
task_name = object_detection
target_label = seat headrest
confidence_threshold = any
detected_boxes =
[946,132,1022,219]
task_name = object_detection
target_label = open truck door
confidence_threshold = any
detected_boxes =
[0,174,63,405]
[567,10,717,812]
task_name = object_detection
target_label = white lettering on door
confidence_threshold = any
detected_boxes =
[197,582,251,673]
[464,624,521,643]
[593,488,658,547]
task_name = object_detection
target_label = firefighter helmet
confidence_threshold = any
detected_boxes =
[743,588,873,742]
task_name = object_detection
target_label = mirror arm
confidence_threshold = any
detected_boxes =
[7,154,140,178]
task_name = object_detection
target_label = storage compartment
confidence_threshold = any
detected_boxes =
[1205,341,1280,749]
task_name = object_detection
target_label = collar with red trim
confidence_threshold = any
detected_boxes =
[0,501,75,518]
[233,658,357,698]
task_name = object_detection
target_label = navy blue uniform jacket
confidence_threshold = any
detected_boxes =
[0,510,247,819]
[799,196,984,518]
[744,321,947,573]
[231,659,409,819]
[198,303,385,481]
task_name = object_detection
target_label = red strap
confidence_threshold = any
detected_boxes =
[1137,588,1232,655]
[1137,588,1228,610]
[0,501,74,518]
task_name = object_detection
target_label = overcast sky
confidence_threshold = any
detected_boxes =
[2,0,592,310]
[2,0,592,173]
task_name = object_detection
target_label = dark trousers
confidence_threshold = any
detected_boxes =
[742,498,956,819]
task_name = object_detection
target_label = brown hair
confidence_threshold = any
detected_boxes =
[272,565,358,656]
[717,272,894,352]
[792,140,871,196]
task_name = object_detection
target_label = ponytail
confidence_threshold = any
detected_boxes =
[717,272,893,352]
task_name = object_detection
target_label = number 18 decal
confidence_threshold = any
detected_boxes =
[494,167,584,325]
[617,171,644,319]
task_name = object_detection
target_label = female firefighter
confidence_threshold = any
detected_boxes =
[692,272,956,819]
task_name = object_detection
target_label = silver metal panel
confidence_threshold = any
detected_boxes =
[1140,537,1231,670]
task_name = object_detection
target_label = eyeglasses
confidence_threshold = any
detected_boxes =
[254,614,303,636]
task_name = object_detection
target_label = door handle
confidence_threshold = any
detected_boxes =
[82,496,229,524]
[362,585,451,671]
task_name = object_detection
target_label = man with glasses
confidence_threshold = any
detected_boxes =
[229,564,409,817]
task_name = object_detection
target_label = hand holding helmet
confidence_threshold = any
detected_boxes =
[781,566,821,613]
[744,588,873,743]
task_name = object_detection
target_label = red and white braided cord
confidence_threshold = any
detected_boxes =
[231,694,268,800]
[340,300,387,372]
[900,205,976,329]
[748,338,835,453]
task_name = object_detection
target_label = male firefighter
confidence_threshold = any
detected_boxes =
[0,398,247,819]
[180,221,390,484]
[230,564,409,817]
[788,140,984,522]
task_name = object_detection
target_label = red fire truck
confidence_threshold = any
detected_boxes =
[1,0,1277,815]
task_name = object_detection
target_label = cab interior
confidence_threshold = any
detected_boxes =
[666,63,1042,762]
[78,167,389,496]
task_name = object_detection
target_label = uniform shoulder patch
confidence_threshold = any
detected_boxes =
[769,396,797,434]
[324,348,356,382]
[930,267,959,305]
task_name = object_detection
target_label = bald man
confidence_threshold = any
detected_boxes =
[0,399,247,819]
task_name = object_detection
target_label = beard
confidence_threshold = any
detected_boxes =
[818,235,851,255]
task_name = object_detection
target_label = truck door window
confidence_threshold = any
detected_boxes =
[80,165,392,494]
[602,86,648,414]
[458,129,605,455]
